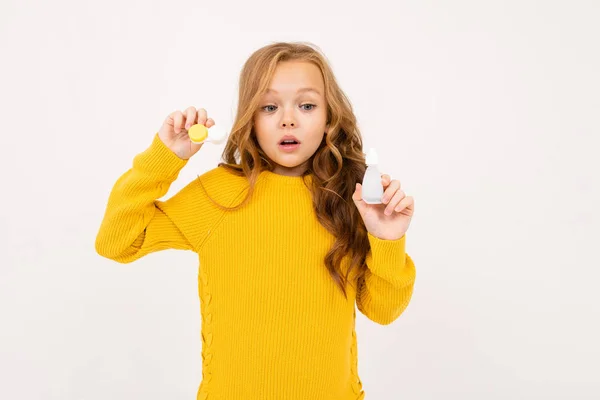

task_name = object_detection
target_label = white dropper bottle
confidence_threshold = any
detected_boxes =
[361,148,384,204]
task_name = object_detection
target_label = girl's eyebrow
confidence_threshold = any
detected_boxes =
[265,87,322,96]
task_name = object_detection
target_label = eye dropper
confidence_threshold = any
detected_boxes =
[361,148,384,204]
[188,124,228,144]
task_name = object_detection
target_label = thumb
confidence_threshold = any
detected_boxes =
[352,183,367,213]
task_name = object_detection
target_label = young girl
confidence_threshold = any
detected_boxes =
[95,41,416,400]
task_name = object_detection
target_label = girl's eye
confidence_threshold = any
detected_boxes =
[260,104,317,112]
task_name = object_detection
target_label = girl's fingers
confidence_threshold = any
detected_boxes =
[385,189,406,215]
[167,106,212,136]
[394,196,414,214]
[381,179,401,204]
[173,111,184,134]
[381,174,392,187]
[185,107,196,129]
[197,108,208,126]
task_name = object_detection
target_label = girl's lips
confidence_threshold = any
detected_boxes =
[278,142,301,152]
[279,135,300,144]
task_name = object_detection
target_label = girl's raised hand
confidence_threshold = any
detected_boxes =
[158,106,216,160]
[352,174,415,240]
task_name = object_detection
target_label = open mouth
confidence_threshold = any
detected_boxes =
[278,138,301,152]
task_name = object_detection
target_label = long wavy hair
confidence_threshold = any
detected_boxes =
[199,41,370,299]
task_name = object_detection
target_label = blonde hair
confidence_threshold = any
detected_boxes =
[200,41,370,299]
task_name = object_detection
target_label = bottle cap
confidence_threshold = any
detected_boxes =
[188,124,208,143]
[365,148,379,165]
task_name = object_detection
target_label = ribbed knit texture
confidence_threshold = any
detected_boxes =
[95,133,417,400]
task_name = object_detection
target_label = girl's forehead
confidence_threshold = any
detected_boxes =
[264,86,322,97]
[267,62,324,93]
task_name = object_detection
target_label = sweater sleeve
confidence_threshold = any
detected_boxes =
[95,133,198,263]
[356,232,416,325]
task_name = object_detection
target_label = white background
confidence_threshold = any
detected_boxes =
[1,0,599,398]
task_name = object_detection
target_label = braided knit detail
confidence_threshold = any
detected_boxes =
[196,268,214,400]
[350,309,365,398]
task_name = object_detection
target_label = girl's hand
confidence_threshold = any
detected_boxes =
[352,174,415,240]
[158,106,216,160]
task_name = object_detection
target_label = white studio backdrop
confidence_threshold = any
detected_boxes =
[1,0,599,399]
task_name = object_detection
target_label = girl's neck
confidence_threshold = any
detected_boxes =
[271,159,311,177]
[259,169,313,187]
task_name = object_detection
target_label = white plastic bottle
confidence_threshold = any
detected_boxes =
[361,148,384,204]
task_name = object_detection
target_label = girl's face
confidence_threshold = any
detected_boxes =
[254,60,329,176]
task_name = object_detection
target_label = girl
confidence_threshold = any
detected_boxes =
[95,41,416,400]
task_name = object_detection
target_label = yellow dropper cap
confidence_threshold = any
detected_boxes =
[188,124,208,144]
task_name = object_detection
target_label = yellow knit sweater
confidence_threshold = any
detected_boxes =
[95,133,416,400]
